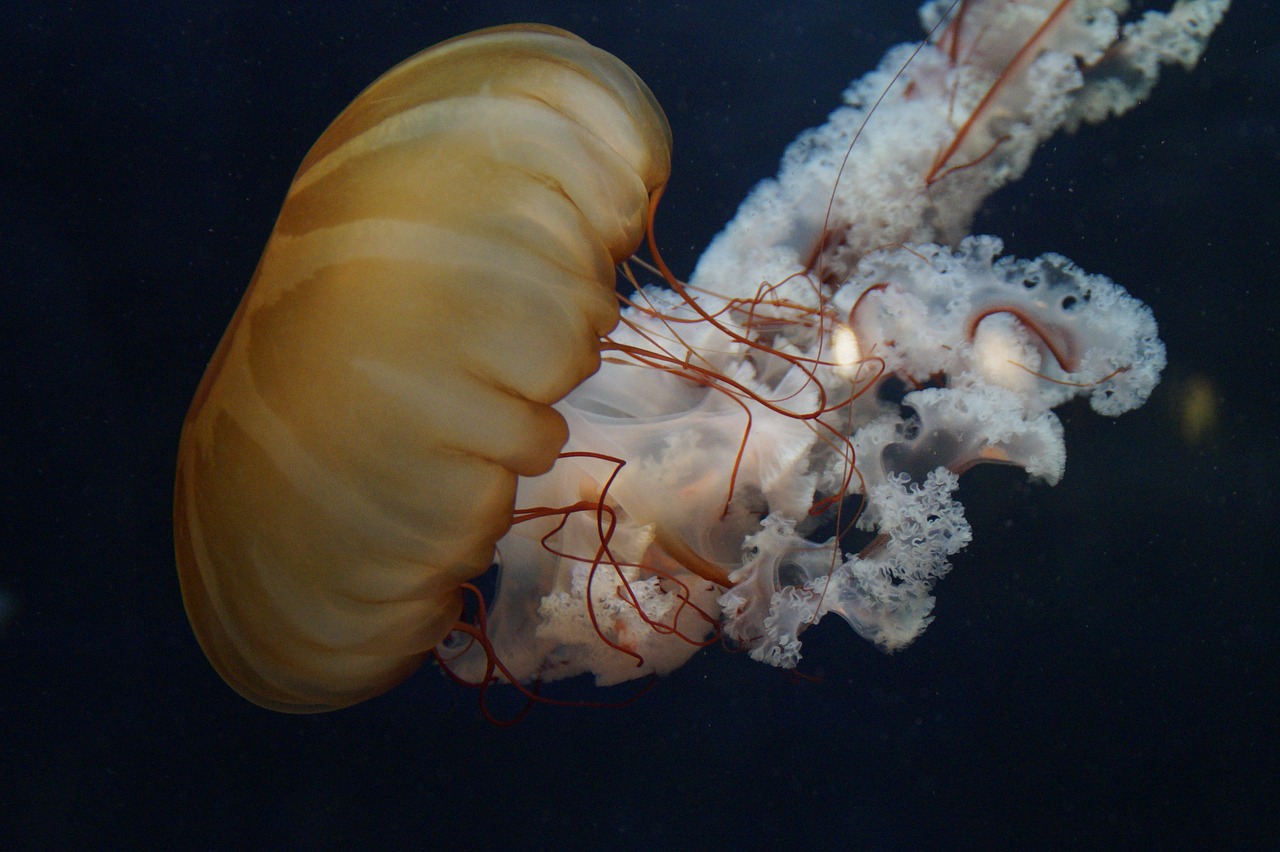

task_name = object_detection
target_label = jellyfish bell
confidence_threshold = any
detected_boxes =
[174,24,672,712]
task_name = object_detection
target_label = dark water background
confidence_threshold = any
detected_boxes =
[3,1,1277,848]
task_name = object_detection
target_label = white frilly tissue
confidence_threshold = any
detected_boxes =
[439,0,1228,687]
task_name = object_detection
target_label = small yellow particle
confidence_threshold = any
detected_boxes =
[1178,373,1219,445]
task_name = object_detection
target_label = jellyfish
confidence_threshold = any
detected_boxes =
[176,0,1230,711]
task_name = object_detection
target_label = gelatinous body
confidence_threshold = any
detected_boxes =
[174,25,671,711]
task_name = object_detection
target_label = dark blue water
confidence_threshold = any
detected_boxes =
[3,2,1276,847]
